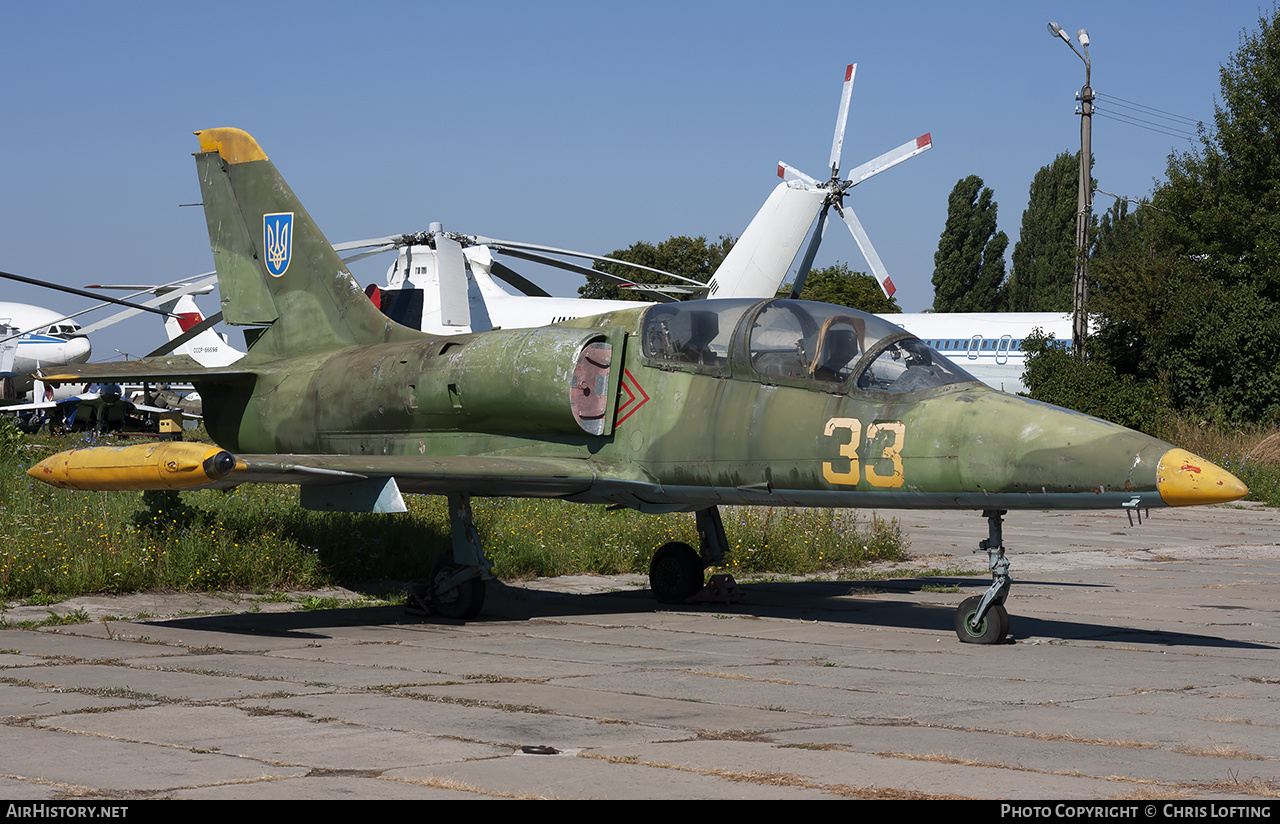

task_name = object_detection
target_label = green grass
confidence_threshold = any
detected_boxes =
[0,428,908,603]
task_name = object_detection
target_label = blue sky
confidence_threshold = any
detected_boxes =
[0,1,1262,359]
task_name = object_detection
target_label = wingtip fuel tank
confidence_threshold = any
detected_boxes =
[28,442,243,491]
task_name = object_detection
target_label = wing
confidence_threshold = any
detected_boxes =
[27,442,660,513]
[0,399,58,413]
[221,453,619,497]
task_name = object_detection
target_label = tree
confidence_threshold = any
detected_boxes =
[1026,7,1280,424]
[578,235,735,302]
[1117,7,1280,422]
[797,262,901,313]
[931,176,1009,312]
[1021,329,1170,436]
[1007,151,1089,312]
[1153,6,1280,299]
[1083,197,1156,376]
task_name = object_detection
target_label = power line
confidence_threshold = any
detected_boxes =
[1095,92,1203,126]
[1093,109,1200,141]
[1091,91,1203,141]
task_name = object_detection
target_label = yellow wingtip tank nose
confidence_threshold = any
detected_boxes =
[1156,448,1249,506]
[27,442,243,491]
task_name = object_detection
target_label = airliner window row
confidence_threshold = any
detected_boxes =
[925,339,1025,353]
[924,338,1072,354]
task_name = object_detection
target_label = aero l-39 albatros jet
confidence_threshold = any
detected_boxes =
[29,128,1247,644]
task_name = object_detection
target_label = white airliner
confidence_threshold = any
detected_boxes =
[0,301,92,401]
[0,291,230,428]
[877,312,1072,395]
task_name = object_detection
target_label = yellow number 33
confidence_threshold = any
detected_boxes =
[822,417,905,488]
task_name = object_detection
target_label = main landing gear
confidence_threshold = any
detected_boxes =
[955,509,1012,644]
[648,507,729,604]
[407,493,492,620]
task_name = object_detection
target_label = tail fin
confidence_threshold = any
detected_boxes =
[161,294,245,367]
[193,128,418,357]
[704,181,825,299]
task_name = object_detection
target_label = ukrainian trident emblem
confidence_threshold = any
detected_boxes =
[263,212,294,277]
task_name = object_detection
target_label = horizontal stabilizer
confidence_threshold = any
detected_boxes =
[36,356,254,386]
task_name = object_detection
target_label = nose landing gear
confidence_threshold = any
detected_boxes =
[955,509,1012,644]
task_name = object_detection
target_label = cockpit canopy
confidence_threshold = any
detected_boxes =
[641,299,977,394]
[42,322,84,339]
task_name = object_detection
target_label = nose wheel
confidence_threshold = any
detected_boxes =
[955,510,1012,644]
[955,595,1009,644]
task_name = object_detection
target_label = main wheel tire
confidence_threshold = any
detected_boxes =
[649,541,704,604]
[429,557,486,620]
[954,595,1009,644]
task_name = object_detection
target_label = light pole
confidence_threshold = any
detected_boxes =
[1048,21,1092,359]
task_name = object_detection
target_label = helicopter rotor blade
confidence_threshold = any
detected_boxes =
[470,236,702,288]
[332,235,409,252]
[434,233,471,328]
[836,204,895,299]
[76,275,221,336]
[844,133,932,187]
[828,63,856,177]
[489,261,552,298]
[777,161,822,189]
[340,244,400,264]
[492,247,680,303]
[0,269,178,319]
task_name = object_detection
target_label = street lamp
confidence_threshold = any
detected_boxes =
[1047,21,1092,359]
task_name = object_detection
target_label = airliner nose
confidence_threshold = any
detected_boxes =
[1156,448,1249,506]
[65,335,92,364]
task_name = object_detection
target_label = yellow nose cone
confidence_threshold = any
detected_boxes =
[1156,448,1249,506]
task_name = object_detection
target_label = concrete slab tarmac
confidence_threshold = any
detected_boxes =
[0,504,1277,800]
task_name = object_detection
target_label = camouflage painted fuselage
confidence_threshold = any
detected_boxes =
[195,300,1212,514]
